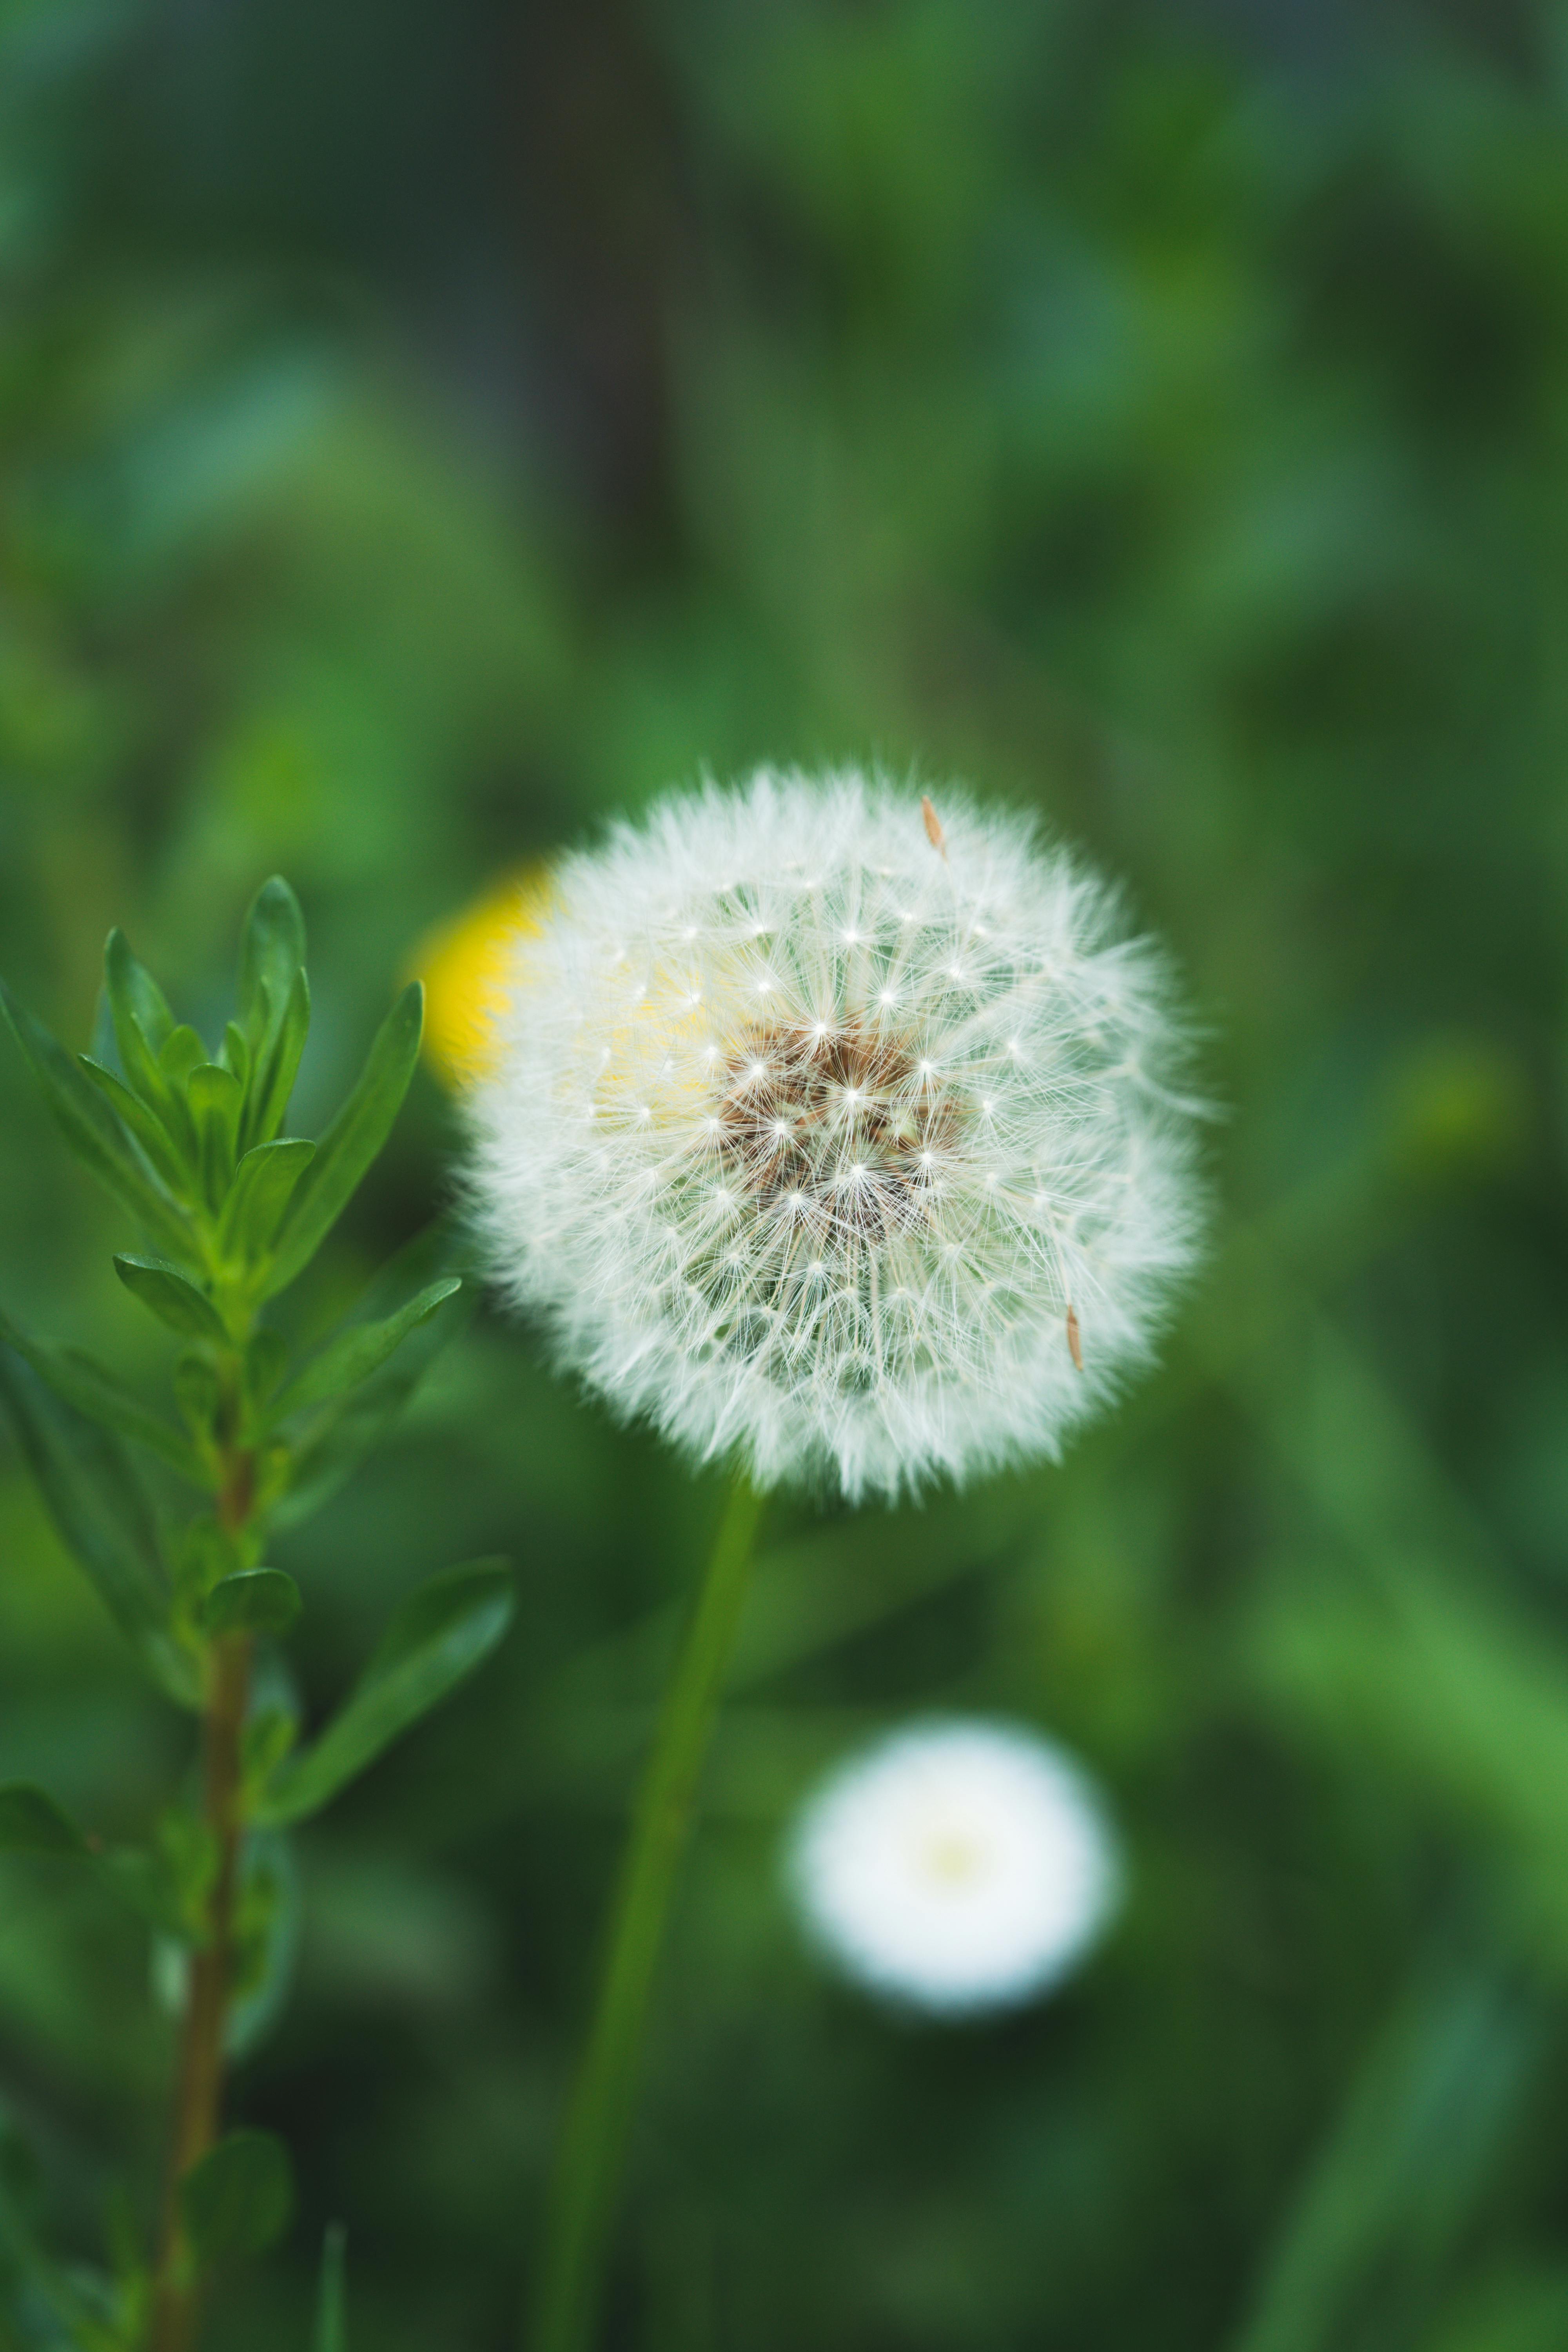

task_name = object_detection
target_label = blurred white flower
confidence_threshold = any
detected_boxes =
[788,1718,1119,2015]
[468,767,1203,1499]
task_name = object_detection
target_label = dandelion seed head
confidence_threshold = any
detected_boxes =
[467,767,1203,1498]
[788,1718,1120,2014]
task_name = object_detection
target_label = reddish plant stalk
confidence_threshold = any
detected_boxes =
[148,1442,256,2352]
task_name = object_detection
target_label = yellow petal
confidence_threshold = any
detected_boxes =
[409,866,552,1087]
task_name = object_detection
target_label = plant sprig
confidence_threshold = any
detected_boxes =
[0,879,512,2352]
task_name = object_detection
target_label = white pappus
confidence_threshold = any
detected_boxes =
[788,1718,1121,2015]
[467,767,1203,1500]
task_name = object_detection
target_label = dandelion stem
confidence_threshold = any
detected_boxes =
[532,1471,766,2352]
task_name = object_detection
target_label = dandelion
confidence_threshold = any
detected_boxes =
[790,1719,1120,2015]
[479,768,1205,2352]
[470,766,1202,1502]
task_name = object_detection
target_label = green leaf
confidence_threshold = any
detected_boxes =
[245,1328,289,1410]
[104,927,175,1099]
[173,1351,223,1444]
[99,932,202,1191]
[77,1056,191,1194]
[103,1847,189,1939]
[259,1561,512,1825]
[0,1340,194,1704]
[243,967,311,1153]
[201,1569,301,1637]
[0,2105,100,2341]
[221,1020,251,1091]
[238,877,307,1051]
[274,1239,470,1530]
[160,1024,206,1085]
[189,1062,244,1205]
[180,2129,294,2266]
[0,1786,90,1858]
[104,1807,219,1941]
[216,1138,315,1269]
[237,878,310,1155]
[0,980,193,1257]
[113,1255,230,1345]
[268,1278,462,1426]
[266,983,424,1295]
[314,2223,348,2352]
[0,1308,206,1483]
[227,1827,300,2057]
[243,1706,298,1793]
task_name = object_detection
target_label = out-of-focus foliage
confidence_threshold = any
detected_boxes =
[3,0,1568,2345]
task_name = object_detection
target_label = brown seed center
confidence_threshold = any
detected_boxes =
[714,1021,962,1242]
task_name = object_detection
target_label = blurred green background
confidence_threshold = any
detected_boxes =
[4,0,1568,2344]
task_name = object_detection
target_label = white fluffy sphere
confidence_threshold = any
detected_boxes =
[788,1719,1120,2014]
[468,768,1201,1499]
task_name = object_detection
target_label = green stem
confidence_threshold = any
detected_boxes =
[149,1417,256,2352]
[532,1473,766,2352]
[148,1629,253,2352]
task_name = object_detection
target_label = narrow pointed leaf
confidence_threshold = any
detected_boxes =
[266,984,424,1295]
[0,1310,205,1483]
[0,980,193,1256]
[174,1349,223,1442]
[189,1062,243,1205]
[226,1826,301,2058]
[89,981,116,1067]
[0,1786,90,1858]
[77,1057,191,1194]
[0,2114,101,2339]
[216,1138,315,1268]
[268,1278,461,1425]
[99,937,199,1165]
[180,2129,294,2265]
[238,877,307,1050]
[259,1560,512,1824]
[104,928,175,1097]
[113,1255,229,1344]
[220,1020,250,1089]
[102,1843,192,1936]
[274,1241,470,1528]
[243,966,310,1152]
[246,1327,288,1405]
[0,1342,194,1703]
[201,1569,301,1637]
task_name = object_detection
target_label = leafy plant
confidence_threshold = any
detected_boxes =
[0,879,512,2351]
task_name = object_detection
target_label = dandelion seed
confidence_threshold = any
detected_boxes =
[789,1718,1120,2015]
[467,767,1204,1499]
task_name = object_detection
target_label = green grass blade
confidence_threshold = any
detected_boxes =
[1230,1964,1544,2352]
[314,2223,348,2352]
